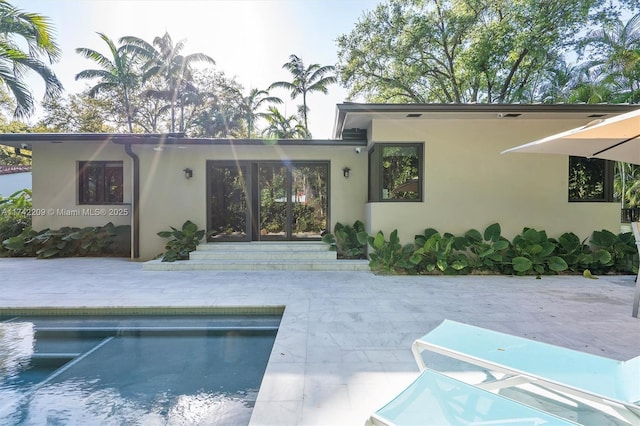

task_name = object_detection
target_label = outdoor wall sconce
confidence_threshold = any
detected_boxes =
[342,167,351,178]
[183,168,193,179]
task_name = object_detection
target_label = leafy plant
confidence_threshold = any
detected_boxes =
[2,226,39,257]
[463,223,511,273]
[157,220,205,262]
[322,220,367,259]
[509,228,568,277]
[590,229,636,274]
[2,223,129,258]
[364,230,413,273]
[552,232,597,273]
[0,189,33,256]
[410,229,470,275]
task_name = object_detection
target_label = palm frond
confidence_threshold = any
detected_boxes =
[75,47,114,71]
[0,63,33,117]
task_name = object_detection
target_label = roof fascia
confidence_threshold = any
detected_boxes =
[0,133,366,147]
[333,103,640,139]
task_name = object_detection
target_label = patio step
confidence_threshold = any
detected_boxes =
[143,242,370,271]
[191,242,336,261]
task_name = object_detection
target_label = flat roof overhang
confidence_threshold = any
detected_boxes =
[0,133,367,150]
[332,103,640,139]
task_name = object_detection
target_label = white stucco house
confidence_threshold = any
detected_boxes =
[0,103,635,260]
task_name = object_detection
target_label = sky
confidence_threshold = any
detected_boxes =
[15,0,378,138]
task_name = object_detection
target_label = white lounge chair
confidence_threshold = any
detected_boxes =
[411,320,640,425]
[367,368,578,425]
[631,222,640,318]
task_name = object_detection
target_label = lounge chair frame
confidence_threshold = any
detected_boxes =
[367,367,579,425]
[411,320,640,425]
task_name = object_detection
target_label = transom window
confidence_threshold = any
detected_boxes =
[369,143,423,202]
[568,157,614,202]
[78,161,124,204]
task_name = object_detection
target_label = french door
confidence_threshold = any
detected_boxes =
[207,161,328,241]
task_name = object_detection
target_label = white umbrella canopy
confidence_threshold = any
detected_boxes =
[501,108,640,165]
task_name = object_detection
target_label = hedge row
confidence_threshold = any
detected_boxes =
[323,221,637,277]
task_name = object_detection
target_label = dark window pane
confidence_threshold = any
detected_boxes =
[209,164,248,239]
[568,157,614,202]
[382,145,419,200]
[79,161,123,204]
[291,164,328,237]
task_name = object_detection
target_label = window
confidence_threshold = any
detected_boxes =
[78,161,124,204]
[369,143,423,202]
[568,157,614,202]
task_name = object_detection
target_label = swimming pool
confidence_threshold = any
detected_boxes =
[0,308,281,425]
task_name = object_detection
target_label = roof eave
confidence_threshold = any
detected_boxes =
[0,133,367,148]
[333,102,640,139]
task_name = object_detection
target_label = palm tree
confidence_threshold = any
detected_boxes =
[583,13,640,102]
[615,162,640,208]
[269,54,336,135]
[262,106,310,139]
[567,67,613,104]
[122,32,215,132]
[0,0,62,117]
[194,103,244,138]
[75,33,138,132]
[226,87,282,138]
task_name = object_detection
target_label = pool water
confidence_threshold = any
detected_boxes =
[0,314,280,425]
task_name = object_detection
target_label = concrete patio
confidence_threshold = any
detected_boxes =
[1,257,638,425]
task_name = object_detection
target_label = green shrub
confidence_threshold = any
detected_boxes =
[321,220,367,259]
[508,227,568,277]
[2,222,130,258]
[327,221,637,277]
[409,229,470,275]
[365,230,414,273]
[157,220,205,262]
[589,229,636,274]
[0,189,32,257]
[552,232,596,273]
[462,223,512,273]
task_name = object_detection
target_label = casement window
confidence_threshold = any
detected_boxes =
[568,156,614,202]
[78,161,124,204]
[368,143,423,202]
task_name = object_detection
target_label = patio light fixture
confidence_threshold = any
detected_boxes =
[183,168,193,179]
[342,167,351,178]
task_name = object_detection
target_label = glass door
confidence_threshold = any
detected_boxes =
[257,164,288,239]
[291,163,328,239]
[207,161,329,241]
[207,162,250,241]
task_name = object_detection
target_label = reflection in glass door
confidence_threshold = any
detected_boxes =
[258,164,288,239]
[208,161,328,241]
[257,163,328,240]
[291,163,327,238]
[207,162,249,241]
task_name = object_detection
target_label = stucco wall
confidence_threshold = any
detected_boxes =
[134,143,367,260]
[31,143,132,231]
[31,141,367,260]
[366,118,621,245]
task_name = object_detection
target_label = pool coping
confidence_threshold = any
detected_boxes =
[0,305,285,316]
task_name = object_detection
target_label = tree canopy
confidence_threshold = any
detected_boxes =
[6,0,640,138]
[336,0,631,104]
